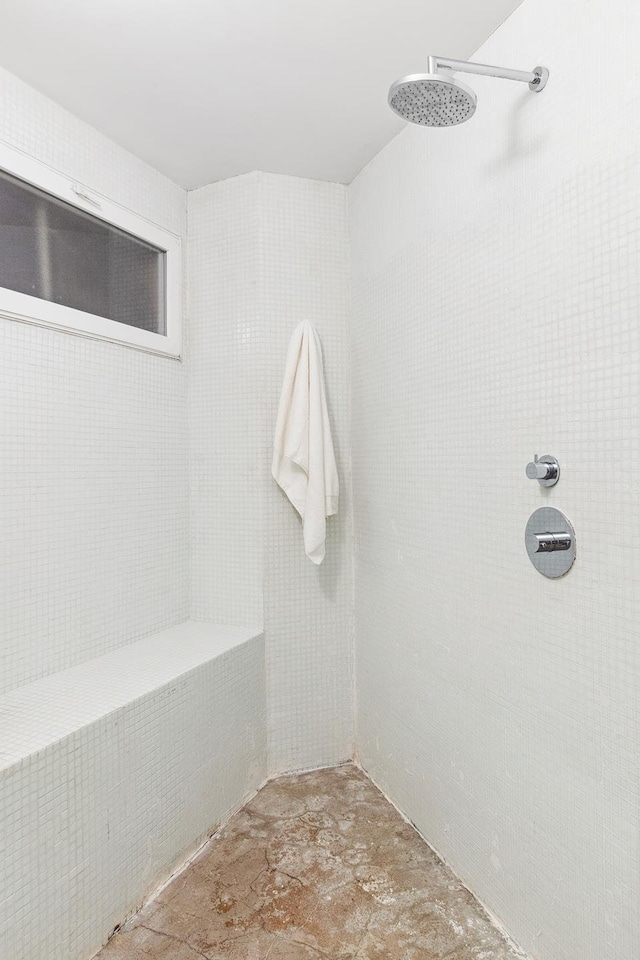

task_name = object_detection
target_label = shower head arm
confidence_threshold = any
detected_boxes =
[427,56,548,91]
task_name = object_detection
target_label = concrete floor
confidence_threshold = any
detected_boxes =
[96,765,523,960]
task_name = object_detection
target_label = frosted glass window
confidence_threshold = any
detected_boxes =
[0,169,166,335]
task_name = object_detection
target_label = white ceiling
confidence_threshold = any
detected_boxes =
[0,0,524,189]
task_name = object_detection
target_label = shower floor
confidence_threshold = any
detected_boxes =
[97,765,521,960]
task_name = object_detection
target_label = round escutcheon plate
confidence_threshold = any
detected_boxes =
[525,506,576,579]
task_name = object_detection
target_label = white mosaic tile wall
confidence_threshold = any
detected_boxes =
[0,68,189,694]
[350,2,640,959]
[188,173,264,626]
[0,627,266,960]
[0,65,350,960]
[188,172,353,774]
[261,174,353,774]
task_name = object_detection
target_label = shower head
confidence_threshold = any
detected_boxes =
[388,73,477,127]
[388,55,549,127]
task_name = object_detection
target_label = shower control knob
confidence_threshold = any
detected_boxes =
[525,454,560,487]
[526,456,549,479]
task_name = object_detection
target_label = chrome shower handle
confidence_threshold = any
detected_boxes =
[534,531,572,553]
[525,454,560,487]
[526,455,550,479]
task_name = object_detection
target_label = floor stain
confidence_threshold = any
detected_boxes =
[95,765,524,960]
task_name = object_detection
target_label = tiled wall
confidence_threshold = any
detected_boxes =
[0,65,353,960]
[350,2,640,959]
[0,69,189,694]
[261,174,353,773]
[0,67,352,778]
[8,5,639,953]
[188,173,264,626]
[1,629,266,960]
[188,172,353,773]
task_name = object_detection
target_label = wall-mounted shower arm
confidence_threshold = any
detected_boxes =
[388,55,549,127]
[427,56,548,91]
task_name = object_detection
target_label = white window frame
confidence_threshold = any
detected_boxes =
[0,141,182,358]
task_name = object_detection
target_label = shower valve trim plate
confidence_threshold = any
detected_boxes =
[525,507,576,579]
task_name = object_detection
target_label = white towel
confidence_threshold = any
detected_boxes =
[272,321,339,564]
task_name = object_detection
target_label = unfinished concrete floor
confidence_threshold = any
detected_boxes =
[97,765,523,960]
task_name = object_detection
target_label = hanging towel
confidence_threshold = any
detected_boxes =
[272,321,339,564]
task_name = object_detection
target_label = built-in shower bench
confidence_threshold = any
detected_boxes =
[0,621,267,960]
[0,621,263,770]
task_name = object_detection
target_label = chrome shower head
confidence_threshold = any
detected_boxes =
[388,55,549,128]
[388,73,477,127]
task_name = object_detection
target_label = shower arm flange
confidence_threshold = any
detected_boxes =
[427,56,548,92]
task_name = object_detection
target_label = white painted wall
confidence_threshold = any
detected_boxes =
[188,172,353,773]
[0,68,189,694]
[350,2,640,959]
[0,0,525,188]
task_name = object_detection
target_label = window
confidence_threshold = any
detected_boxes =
[0,143,181,357]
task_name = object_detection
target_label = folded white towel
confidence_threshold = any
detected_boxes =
[272,321,339,564]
